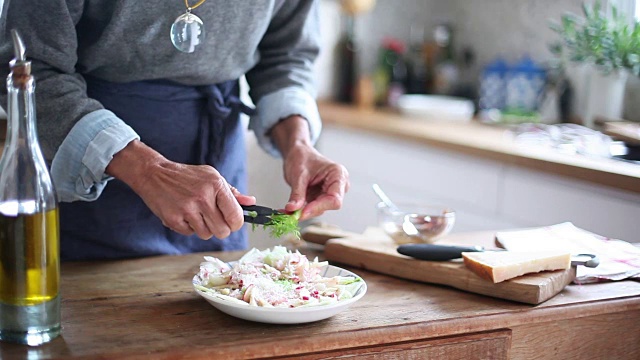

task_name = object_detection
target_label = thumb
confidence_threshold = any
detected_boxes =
[286,177,307,212]
[229,184,256,206]
[235,193,256,206]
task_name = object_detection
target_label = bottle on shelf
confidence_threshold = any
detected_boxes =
[336,0,377,103]
[405,25,429,95]
[0,30,61,346]
[451,47,478,104]
[386,41,407,108]
[430,23,459,95]
[337,14,358,103]
[373,37,407,107]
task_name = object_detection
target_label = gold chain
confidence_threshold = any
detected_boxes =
[184,0,206,11]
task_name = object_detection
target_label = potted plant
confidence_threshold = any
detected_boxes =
[549,1,640,128]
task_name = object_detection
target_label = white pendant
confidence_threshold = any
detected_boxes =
[170,12,205,53]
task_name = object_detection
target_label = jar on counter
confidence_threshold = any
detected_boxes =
[505,56,546,113]
[479,57,509,111]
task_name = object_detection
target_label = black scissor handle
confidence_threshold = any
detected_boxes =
[241,204,281,216]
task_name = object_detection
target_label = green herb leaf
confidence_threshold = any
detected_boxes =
[248,209,302,239]
[264,210,302,239]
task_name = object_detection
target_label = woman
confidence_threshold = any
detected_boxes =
[0,0,349,260]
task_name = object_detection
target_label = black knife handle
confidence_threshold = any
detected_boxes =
[397,243,484,261]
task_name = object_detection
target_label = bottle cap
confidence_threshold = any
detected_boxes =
[11,29,26,62]
[9,29,32,85]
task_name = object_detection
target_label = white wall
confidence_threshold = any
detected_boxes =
[446,0,585,81]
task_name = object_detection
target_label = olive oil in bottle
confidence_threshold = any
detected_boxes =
[0,30,61,346]
[0,208,59,306]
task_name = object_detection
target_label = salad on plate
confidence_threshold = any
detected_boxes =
[193,246,363,308]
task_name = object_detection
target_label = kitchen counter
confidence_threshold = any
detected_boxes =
[2,232,639,359]
[318,102,640,194]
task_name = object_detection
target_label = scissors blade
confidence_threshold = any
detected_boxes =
[242,204,282,225]
[243,215,273,225]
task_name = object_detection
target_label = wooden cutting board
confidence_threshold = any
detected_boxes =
[302,225,576,305]
[604,121,640,145]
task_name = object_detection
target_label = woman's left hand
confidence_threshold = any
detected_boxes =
[270,115,350,221]
[281,143,350,221]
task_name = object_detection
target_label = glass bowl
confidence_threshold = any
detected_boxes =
[376,202,455,244]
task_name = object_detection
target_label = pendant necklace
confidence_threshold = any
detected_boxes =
[170,0,206,53]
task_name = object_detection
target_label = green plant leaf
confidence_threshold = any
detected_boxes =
[549,0,640,77]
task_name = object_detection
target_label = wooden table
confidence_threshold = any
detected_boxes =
[1,245,639,359]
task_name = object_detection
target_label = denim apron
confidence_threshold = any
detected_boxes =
[59,77,252,261]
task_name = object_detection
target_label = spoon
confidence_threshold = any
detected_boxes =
[371,184,419,236]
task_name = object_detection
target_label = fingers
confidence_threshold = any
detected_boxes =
[167,207,238,240]
[285,171,309,213]
[299,164,350,220]
[300,173,346,219]
[180,183,249,239]
[165,219,194,236]
[209,204,233,239]
[136,160,256,240]
[162,202,218,239]
[300,194,341,221]
[215,180,244,233]
[184,212,215,239]
[189,179,243,238]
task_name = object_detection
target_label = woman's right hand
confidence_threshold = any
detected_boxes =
[106,140,256,239]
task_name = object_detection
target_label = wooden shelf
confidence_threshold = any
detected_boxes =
[318,102,640,194]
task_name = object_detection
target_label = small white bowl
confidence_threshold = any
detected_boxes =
[397,94,474,122]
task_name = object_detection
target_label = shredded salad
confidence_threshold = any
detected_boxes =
[193,246,363,308]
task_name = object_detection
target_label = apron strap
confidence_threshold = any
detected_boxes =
[196,82,255,165]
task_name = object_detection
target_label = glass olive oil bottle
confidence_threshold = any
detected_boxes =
[0,30,61,346]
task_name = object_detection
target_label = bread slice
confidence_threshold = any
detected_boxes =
[462,251,571,283]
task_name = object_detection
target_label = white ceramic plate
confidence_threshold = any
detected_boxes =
[193,265,367,324]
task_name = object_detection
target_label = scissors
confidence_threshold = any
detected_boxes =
[241,205,283,225]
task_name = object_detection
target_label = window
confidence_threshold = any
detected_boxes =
[608,0,638,23]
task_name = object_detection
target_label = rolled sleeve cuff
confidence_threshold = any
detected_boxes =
[249,87,322,158]
[51,109,140,202]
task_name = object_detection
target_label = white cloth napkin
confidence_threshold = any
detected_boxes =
[495,222,640,284]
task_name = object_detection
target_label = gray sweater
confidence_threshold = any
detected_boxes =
[0,0,322,201]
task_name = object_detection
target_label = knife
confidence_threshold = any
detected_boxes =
[397,243,600,267]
